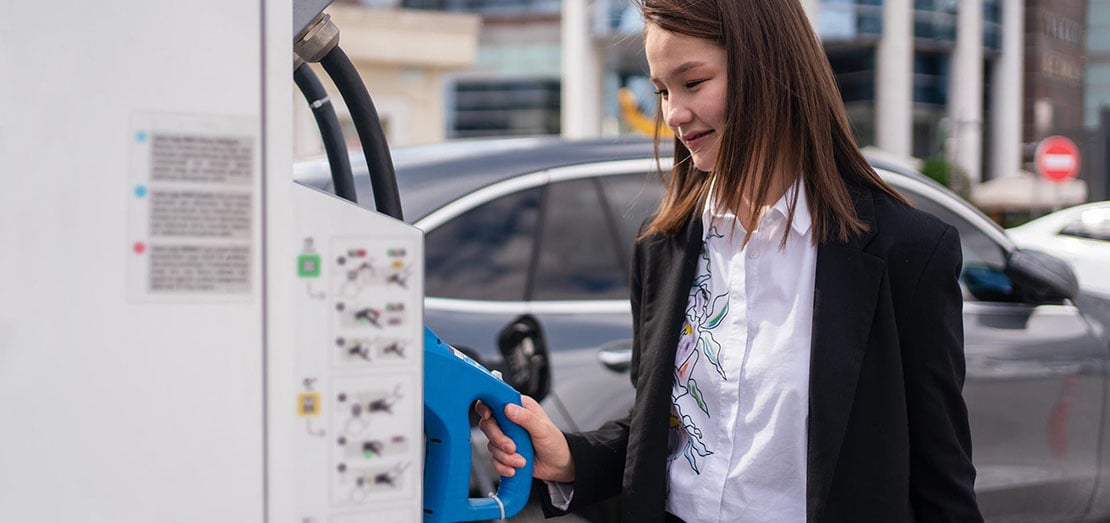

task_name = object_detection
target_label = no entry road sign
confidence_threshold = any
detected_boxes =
[1035,135,1081,183]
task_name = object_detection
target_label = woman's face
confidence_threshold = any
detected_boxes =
[645,23,728,173]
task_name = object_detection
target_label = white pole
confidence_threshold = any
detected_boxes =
[990,0,1024,179]
[948,0,984,184]
[561,0,603,138]
[876,0,913,158]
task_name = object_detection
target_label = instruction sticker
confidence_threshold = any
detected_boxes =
[128,112,259,302]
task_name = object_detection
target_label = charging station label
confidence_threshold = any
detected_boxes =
[128,113,259,301]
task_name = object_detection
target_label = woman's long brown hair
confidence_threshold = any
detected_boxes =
[639,0,909,245]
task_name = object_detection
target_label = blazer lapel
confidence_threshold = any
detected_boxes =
[806,188,886,521]
[644,216,705,380]
[625,216,703,521]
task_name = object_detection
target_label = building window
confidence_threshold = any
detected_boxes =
[827,48,876,104]
[452,79,561,138]
[982,0,1002,51]
[819,0,884,41]
[914,0,958,46]
[913,51,949,107]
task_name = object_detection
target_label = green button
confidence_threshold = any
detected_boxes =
[298,253,321,278]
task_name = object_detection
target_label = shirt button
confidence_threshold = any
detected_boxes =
[748,250,760,260]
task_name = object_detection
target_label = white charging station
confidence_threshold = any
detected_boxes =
[0,1,424,521]
[291,185,424,522]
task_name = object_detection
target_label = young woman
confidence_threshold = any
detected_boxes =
[477,0,982,521]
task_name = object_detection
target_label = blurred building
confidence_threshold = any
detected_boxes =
[402,0,565,138]
[396,0,1029,184]
[325,0,1105,191]
[810,0,1023,185]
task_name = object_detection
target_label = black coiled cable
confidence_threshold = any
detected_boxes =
[294,62,358,204]
[319,46,404,220]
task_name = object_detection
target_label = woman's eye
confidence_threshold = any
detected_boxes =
[685,79,706,89]
[654,89,669,98]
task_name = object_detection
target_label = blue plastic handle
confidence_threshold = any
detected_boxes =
[423,327,534,522]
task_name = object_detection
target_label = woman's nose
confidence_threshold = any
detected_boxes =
[664,100,691,130]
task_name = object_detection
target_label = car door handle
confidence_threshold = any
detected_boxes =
[597,342,633,373]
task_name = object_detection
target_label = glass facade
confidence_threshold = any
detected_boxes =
[913,51,950,107]
[1087,64,1110,127]
[417,0,1007,160]
[828,49,877,104]
[913,0,957,45]
[983,0,1002,51]
[1087,1,1110,128]
[819,0,884,41]
[819,1,1001,159]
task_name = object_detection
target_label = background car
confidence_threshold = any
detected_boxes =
[1007,201,1110,296]
[297,137,1110,522]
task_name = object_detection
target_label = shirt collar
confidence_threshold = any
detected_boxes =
[702,178,812,240]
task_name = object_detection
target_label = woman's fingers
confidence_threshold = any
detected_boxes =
[478,395,574,481]
[504,397,546,436]
[520,394,544,414]
[477,409,516,454]
[487,440,527,468]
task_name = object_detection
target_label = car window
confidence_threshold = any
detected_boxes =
[598,172,666,259]
[897,186,1017,302]
[531,178,628,300]
[424,187,541,300]
[1060,208,1110,241]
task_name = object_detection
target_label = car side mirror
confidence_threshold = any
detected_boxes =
[1005,248,1079,304]
[496,315,552,403]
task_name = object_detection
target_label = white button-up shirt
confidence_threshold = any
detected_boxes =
[665,182,816,523]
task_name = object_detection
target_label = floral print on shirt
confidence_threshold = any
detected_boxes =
[667,226,728,475]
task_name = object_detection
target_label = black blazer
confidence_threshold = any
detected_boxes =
[542,183,982,522]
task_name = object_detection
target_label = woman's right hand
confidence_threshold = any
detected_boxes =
[475,395,575,483]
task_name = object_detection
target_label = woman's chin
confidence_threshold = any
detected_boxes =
[688,144,718,172]
[691,156,715,172]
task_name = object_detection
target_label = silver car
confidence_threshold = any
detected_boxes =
[297,137,1110,522]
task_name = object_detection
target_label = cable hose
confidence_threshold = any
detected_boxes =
[319,46,404,220]
[294,63,358,204]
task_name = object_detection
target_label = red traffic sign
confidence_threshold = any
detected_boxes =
[1035,135,1080,183]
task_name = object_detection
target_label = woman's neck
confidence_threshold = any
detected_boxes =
[735,173,794,230]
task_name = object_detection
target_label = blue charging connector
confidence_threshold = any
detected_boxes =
[423,327,534,522]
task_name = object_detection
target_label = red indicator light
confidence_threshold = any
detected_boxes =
[133,242,146,255]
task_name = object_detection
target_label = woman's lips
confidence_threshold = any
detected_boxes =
[683,130,714,149]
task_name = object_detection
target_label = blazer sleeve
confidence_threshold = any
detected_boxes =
[538,238,647,517]
[902,225,983,521]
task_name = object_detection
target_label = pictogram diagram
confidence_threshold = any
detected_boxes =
[334,336,408,365]
[336,383,406,435]
[334,461,412,505]
[335,248,413,298]
[334,301,407,329]
[330,239,414,369]
[331,375,416,507]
